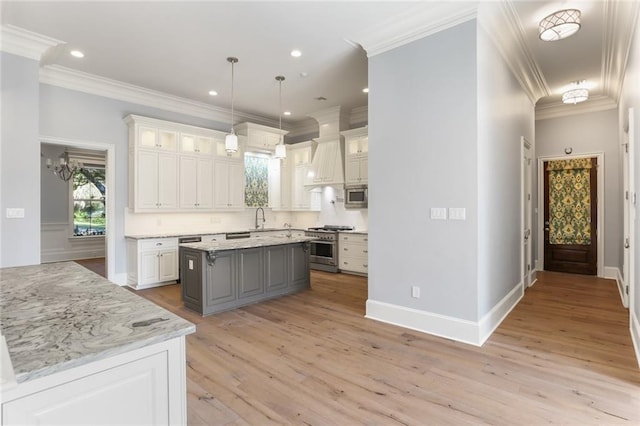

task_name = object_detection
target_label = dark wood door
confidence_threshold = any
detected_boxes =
[544,157,597,275]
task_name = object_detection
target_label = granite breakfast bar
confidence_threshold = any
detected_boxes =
[180,235,314,315]
[0,262,195,425]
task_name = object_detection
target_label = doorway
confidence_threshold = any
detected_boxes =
[538,152,604,277]
[40,136,116,282]
[543,157,598,275]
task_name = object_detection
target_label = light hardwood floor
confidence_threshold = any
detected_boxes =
[136,271,640,425]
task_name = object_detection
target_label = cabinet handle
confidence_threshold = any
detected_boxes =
[363,250,368,253]
[343,248,348,251]
[343,262,349,265]
[156,243,163,246]
[363,264,368,268]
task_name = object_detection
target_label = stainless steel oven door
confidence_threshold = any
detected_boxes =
[309,240,336,265]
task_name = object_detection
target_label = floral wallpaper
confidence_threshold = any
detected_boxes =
[547,159,593,245]
[245,154,269,207]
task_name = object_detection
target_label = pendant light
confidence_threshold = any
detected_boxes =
[225,57,239,154]
[274,75,287,160]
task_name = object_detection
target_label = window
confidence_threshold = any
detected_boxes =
[72,166,106,236]
[244,153,269,207]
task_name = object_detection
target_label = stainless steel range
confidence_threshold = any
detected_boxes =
[305,225,354,272]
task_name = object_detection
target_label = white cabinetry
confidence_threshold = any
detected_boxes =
[127,237,179,289]
[289,141,320,211]
[214,159,244,210]
[308,137,344,185]
[1,337,187,426]
[236,122,288,153]
[180,133,214,155]
[179,156,213,209]
[269,157,291,210]
[342,127,369,185]
[338,233,368,275]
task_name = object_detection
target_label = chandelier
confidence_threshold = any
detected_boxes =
[47,150,82,182]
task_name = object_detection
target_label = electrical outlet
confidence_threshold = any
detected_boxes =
[430,208,447,220]
[411,286,420,298]
[6,208,25,219]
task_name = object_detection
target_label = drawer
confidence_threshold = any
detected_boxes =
[139,238,178,251]
[339,256,368,274]
[340,244,368,257]
[339,233,368,244]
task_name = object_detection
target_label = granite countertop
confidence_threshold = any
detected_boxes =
[338,230,368,235]
[125,227,306,240]
[0,262,195,384]
[181,235,316,252]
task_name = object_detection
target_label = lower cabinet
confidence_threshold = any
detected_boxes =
[338,233,368,275]
[127,238,179,289]
[1,337,187,425]
[181,243,310,316]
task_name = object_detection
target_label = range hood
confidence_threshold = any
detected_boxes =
[305,106,349,189]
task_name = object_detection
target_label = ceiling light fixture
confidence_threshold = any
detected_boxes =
[46,150,82,182]
[283,111,292,116]
[274,75,287,160]
[562,80,589,104]
[225,57,239,154]
[362,88,369,93]
[70,50,84,58]
[290,49,302,58]
[208,90,218,96]
[539,9,581,41]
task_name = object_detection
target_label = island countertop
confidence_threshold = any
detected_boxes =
[0,262,195,384]
[180,235,316,252]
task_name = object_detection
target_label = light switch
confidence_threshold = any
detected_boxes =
[430,208,447,220]
[449,208,466,221]
[6,208,24,219]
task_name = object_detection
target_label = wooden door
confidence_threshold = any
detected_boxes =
[544,157,597,275]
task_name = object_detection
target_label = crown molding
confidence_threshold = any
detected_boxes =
[0,24,63,61]
[348,2,478,58]
[601,0,640,103]
[478,1,549,105]
[535,95,617,121]
[39,64,279,128]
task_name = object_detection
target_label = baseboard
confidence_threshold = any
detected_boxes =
[41,248,106,263]
[366,281,522,347]
[603,266,628,307]
[604,266,619,280]
[631,310,640,368]
[528,269,538,287]
[478,282,523,345]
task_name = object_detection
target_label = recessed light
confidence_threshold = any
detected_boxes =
[290,49,302,58]
[283,111,292,116]
[299,72,309,78]
[70,50,84,58]
[362,88,369,93]
[208,90,218,96]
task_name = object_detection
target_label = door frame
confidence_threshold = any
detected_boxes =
[521,136,533,287]
[627,107,636,315]
[536,151,605,277]
[40,136,116,283]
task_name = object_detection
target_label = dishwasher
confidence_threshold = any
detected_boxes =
[177,236,201,283]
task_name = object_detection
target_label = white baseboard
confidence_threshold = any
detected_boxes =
[603,266,628,307]
[604,266,619,280]
[478,282,523,345]
[631,310,640,368]
[527,269,538,287]
[41,248,106,263]
[366,281,522,347]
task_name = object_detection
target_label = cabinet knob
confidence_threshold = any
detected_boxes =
[343,248,348,251]
[156,243,163,246]
[363,250,368,253]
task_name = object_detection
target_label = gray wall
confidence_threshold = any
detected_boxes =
[1,53,41,267]
[535,109,621,271]
[476,23,535,316]
[40,143,70,222]
[368,20,480,321]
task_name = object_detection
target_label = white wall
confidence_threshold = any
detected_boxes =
[618,10,640,366]
[476,21,535,317]
[0,52,41,267]
[535,109,621,271]
[368,21,480,326]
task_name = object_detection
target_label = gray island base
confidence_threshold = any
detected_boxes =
[180,236,314,316]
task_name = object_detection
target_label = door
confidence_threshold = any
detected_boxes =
[543,157,597,275]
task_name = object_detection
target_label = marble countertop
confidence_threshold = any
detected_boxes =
[181,235,316,252]
[125,227,305,240]
[338,230,368,235]
[0,262,195,384]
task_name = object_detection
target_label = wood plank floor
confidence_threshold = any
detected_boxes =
[135,271,640,425]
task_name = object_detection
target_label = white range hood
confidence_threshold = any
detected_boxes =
[305,106,349,189]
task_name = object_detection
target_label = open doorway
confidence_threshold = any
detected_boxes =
[40,137,116,282]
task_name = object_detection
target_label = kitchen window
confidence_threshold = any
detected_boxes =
[71,165,106,237]
[244,153,269,207]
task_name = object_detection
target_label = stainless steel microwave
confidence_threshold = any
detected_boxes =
[345,185,368,209]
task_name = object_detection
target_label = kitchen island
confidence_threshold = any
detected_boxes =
[180,235,314,315]
[0,262,195,425]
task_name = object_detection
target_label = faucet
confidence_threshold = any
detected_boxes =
[255,207,265,230]
[283,222,292,238]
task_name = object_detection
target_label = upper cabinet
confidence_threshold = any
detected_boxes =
[341,127,368,185]
[235,122,288,153]
[180,134,214,155]
[137,126,178,151]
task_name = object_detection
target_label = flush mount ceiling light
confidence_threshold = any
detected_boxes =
[539,9,581,41]
[274,75,287,160]
[283,111,292,116]
[70,50,84,58]
[362,87,369,94]
[562,81,589,104]
[290,49,302,58]
[225,57,239,154]
[208,90,218,96]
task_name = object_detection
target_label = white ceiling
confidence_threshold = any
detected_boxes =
[2,1,638,126]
